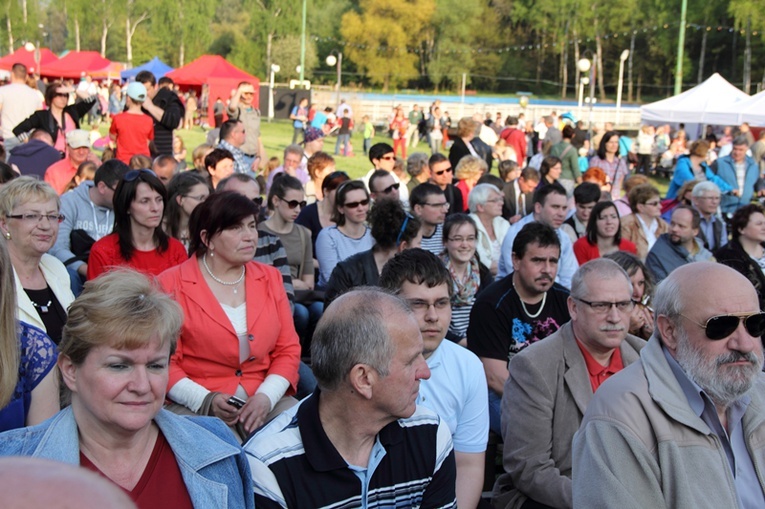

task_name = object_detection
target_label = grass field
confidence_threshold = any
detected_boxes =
[94,118,670,192]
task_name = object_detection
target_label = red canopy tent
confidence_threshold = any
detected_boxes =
[0,47,58,73]
[39,51,116,80]
[166,55,260,126]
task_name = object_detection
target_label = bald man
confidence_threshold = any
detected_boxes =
[574,262,765,508]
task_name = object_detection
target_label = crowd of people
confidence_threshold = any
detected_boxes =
[1,58,765,509]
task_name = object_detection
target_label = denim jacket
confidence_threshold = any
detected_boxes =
[0,407,254,509]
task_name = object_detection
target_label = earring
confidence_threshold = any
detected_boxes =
[209,245,214,257]
[3,232,9,240]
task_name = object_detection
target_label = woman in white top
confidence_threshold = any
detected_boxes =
[468,183,510,276]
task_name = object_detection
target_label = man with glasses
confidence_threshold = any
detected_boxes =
[428,153,463,215]
[469,223,571,435]
[368,170,400,203]
[380,249,488,509]
[494,258,643,509]
[574,262,765,508]
[227,81,265,171]
[646,205,713,283]
[43,130,100,195]
[410,183,449,255]
[691,181,727,251]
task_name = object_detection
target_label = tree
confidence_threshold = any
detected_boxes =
[341,0,435,90]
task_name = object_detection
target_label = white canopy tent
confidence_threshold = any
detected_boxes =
[640,73,749,125]
[731,89,765,127]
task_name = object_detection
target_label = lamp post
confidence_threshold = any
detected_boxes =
[268,64,280,122]
[326,51,342,108]
[616,49,630,126]
[578,76,590,118]
[577,55,596,147]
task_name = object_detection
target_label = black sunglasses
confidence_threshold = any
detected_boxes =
[124,169,157,182]
[278,197,306,209]
[343,199,370,209]
[252,196,264,207]
[680,312,765,340]
[434,167,453,176]
[380,182,400,194]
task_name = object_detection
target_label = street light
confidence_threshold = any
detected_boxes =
[326,51,342,108]
[616,49,630,126]
[578,76,590,117]
[577,55,596,150]
[268,63,280,121]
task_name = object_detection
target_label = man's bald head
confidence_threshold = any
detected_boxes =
[0,457,136,509]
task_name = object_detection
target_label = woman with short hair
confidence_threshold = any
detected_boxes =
[454,155,487,213]
[620,183,669,260]
[468,183,509,275]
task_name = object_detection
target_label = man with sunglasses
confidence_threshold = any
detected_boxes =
[428,153,463,215]
[362,143,409,205]
[574,262,765,508]
[493,258,643,509]
[368,170,400,203]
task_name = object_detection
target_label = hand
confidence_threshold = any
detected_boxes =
[211,393,241,426]
[509,214,522,224]
[250,156,260,171]
[239,393,271,434]
[732,189,741,197]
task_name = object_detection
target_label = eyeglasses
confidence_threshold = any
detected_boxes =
[423,201,450,209]
[643,200,661,207]
[396,213,414,246]
[6,213,65,224]
[124,169,157,182]
[486,198,504,204]
[575,298,635,314]
[343,199,370,209]
[379,182,400,194]
[183,194,208,202]
[447,236,476,244]
[380,155,396,161]
[278,197,307,209]
[696,195,721,201]
[434,167,453,176]
[680,312,765,340]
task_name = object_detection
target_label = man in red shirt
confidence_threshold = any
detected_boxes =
[492,258,644,509]
[44,129,100,195]
[499,115,527,165]
[109,82,154,164]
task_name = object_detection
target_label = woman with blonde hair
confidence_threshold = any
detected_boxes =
[0,177,74,344]
[454,155,488,213]
[0,270,255,507]
[0,237,59,431]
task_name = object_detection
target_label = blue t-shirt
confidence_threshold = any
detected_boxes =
[0,322,58,432]
[291,106,307,129]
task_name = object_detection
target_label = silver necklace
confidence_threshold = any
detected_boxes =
[32,300,53,313]
[202,254,245,293]
[519,291,547,319]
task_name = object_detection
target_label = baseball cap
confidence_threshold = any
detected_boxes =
[66,129,91,149]
[126,82,147,102]
[302,127,325,145]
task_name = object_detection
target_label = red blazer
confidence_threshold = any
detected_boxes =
[157,256,301,397]
[573,237,638,265]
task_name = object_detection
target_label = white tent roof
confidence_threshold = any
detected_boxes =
[640,73,749,124]
[732,89,765,127]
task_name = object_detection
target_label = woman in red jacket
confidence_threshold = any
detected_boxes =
[574,200,637,265]
[157,191,300,440]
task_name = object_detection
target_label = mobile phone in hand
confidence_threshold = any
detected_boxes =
[227,396,246,409]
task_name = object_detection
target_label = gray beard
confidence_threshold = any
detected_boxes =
[674,328,763,408]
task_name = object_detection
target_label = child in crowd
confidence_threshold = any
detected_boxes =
[63,161,97,193]
[109,82,153,165]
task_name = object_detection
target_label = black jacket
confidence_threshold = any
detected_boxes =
[715,239,765,310]
[13,97,97,146]
[324,249,379,307]
[144,87,185,156]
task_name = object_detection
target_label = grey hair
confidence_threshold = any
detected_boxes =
[652,275,684,328]
[691,180,721,198]
[407,152,430,179]
[468,183,502,213]
[569,258,633,301]
[283,144,303,158]
[732,135,749,147]
[311,288,410,391]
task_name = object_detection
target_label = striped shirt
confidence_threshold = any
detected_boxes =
[420,223,444,256]
[256,230,294,310]
[244,390,457,509]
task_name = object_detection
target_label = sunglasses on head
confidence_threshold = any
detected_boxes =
[434,167,453,176]
[278,197,306,209]
[395,213,414,246]
[124,169,157,182]
[680,312,765,340]
[380,182,400,194]
[343,199,370,209]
